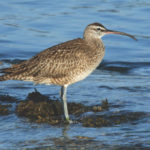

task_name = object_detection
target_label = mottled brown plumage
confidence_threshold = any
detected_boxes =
[0,23,136,122]
[0,36,105,86]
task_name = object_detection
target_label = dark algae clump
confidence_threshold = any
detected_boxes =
[0,95,17,103]
[15,91,108,125]
[0,90,147,127]
[82,111,147,127]
[16,91,63,125]
[0,95,17,115]
[0,104,10,115]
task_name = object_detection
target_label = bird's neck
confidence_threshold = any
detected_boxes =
[83,35,103,49]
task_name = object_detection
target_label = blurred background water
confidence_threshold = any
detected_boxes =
[0,0,150,149]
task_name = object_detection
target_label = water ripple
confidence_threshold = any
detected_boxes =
[99,61,150,75]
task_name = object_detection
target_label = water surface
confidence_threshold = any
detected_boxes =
[0,0,150,149]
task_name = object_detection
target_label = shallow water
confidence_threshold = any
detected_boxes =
[0,0,150,149]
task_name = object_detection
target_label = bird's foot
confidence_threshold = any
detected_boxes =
[64,118,79,124]
[64,118,73,124]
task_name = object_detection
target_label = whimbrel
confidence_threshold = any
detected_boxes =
[0,23,136,123]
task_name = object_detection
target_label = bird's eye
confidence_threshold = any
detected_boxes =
[97,28,101,30]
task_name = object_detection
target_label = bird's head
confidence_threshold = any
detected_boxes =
[83,22,137,40]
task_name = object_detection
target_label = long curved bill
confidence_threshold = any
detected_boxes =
[104,29,137,41]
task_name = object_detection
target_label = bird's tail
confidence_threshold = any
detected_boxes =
[0,65,23,81]
[0,74,11,81]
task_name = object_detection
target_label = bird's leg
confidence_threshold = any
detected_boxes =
[60,85,71,123]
